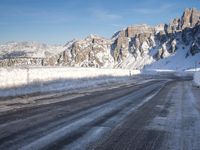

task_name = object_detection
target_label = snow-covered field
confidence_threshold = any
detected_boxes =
[0,67,140,97]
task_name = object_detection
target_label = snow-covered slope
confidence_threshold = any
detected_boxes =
[146,47,200,70]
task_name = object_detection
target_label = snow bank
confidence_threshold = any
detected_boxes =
[142,69,194,77]
[142,69,175,75]
[193,71,200,87]
[0,67,140,97]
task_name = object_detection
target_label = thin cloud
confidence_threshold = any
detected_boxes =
[111,24,123,27]
[0,9,73,24]
[90,8,122,21]
[131,4,176,14]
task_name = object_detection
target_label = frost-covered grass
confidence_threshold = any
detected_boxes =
[0,67,140,97]
[193,71,200,87]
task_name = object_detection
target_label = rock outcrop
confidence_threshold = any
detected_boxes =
[44,35,113,68]
[181,8,200,29]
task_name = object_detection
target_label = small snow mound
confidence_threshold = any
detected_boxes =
[193,71,200,87]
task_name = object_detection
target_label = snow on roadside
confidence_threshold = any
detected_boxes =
[142,68,198,77]
[0,67,140,97]
[193,71,200,87]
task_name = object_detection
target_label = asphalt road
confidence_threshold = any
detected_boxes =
[0,78,199,150]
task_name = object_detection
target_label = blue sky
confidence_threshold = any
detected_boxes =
[0,0,200,44]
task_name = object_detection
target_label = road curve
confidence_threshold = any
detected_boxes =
[0,79,199,150]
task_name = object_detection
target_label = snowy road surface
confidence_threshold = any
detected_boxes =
[0,78,200,150]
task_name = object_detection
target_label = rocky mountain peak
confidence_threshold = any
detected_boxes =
[181,7,200,29]
[124,24,155,37]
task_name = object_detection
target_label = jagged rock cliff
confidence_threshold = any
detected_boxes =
[44,35,113,68]
[0,8,200,69]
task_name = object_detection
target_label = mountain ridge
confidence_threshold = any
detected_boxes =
[0,8,200,70]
